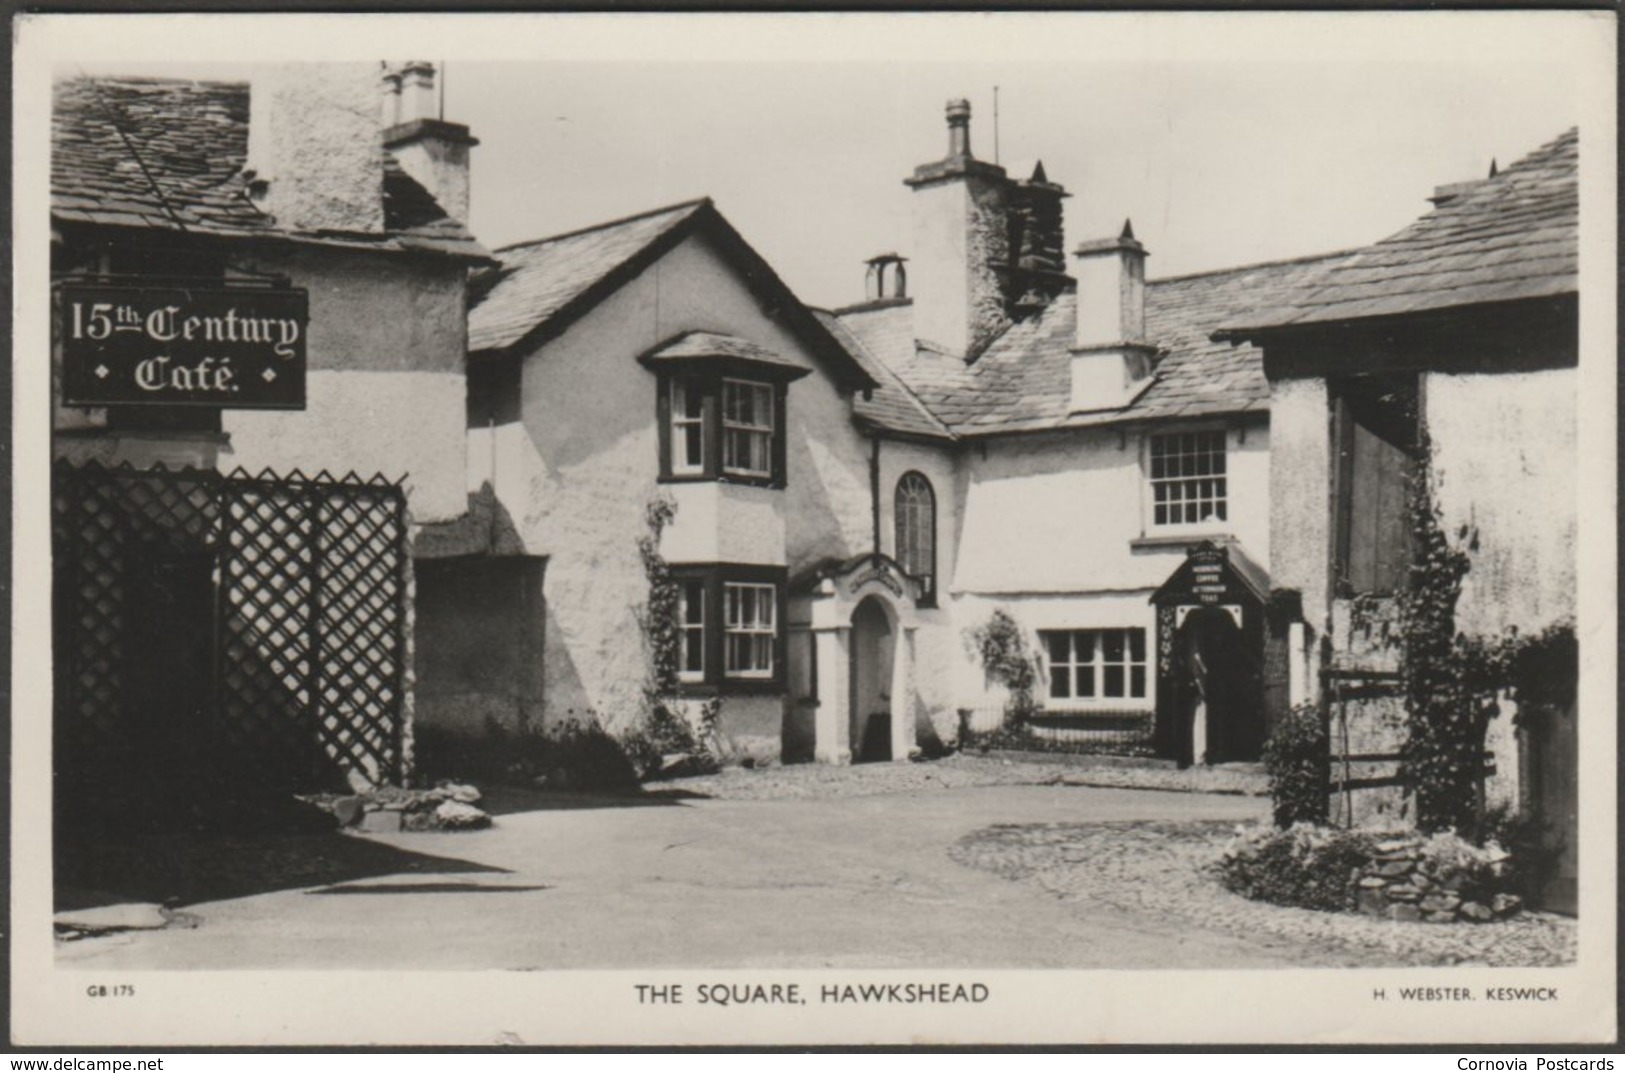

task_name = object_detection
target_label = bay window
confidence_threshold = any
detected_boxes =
[667,564,786,693]
[645,332,807,488]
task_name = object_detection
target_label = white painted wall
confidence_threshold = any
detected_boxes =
[224,245,470,523]
[490,229,876,739]
[1427,368,1577,638]
[953,420,1270,595]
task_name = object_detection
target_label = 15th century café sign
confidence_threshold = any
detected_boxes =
[60,284,308,409]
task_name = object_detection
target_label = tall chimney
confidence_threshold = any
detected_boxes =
[903,99,1010,360]
[1068,220,1156,413]
[247,63,385,234]
[382,60,479,224]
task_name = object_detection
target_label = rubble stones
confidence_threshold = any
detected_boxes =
[1461,902,1495,922]
[1493,893,1523,917]
[1389,903,1422,923]
[1351,834,1525,925]
[434,800,491,830]
[331,796,365,827]
[307,783,492,833]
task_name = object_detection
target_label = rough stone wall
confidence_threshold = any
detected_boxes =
[223,246,469,523]
[964,177,1012,356]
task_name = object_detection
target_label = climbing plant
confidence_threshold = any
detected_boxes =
[633,497,719,774]
[964,608,1040,727]
[1393,441,1577,836]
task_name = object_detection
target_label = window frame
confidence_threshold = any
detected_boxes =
[894,470,938,608]
[1145,427,1230,532]
[1039,627,1151,709]
[666,563,788,695]
[657,371,788,489]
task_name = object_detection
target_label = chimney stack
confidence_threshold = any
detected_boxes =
[1068,220,1156,413]
[903,99,1011,359]
[247,63,385,234]
[381,61,479,224]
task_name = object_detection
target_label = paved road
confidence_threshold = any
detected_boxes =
[55,783,1326,971]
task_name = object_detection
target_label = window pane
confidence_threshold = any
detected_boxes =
[1103,631,1125,662]
[1049,665,1070,698]
[1129,629,1145,661]
[1047,632,1070,664]
[1104,665,1125,697]
[1130,666,1146,698]
[1076,666,1095,697]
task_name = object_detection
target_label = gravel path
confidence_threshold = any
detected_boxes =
[665,753,1265,800]
[950,820,1577,968]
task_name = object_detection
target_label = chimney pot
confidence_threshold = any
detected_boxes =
[399,60,437,123]
[946,98,972,159]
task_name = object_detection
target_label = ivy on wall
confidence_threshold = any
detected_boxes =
[1395,439,1576,835]
[634,497,720,772]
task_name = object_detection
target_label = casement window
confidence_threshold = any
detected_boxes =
[894,471,937,607]
[667,565,787,693]
[670,377,708,475]
[1041,628,1148,703]
[1148,430,1228,528]
[1331,374,1420,597]
[677,578,707,682]
[723,582,777,678]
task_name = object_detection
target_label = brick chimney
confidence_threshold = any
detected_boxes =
[903,99,1011,360]
[382,61,479,224]
[246,64,385,234]
[1069,220,1157,413]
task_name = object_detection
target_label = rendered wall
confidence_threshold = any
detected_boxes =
[1426,369,1576,638]
[225,245,470,523]
[489,230,875,747]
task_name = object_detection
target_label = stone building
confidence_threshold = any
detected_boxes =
[429,99,1355,768]
[49,63,490,818]
[1220,129,1579,907]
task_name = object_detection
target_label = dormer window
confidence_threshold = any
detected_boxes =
[644,331,809,489]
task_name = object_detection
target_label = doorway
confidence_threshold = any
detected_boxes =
[849,595,894,763]
[1175,607,1264,765]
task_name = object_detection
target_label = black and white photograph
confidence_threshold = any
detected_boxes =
[10,10,1617,1047]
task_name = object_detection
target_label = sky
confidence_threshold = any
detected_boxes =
[50,11,1609,310]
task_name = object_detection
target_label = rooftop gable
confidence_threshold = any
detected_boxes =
[469,198,877,392]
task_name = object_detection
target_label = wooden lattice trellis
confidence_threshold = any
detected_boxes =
[52,459,409,794]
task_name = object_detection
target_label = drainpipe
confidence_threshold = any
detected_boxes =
[870,433,882,557]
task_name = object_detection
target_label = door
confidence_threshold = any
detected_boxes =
[849,596,894,763]
[1176,608,1265,765]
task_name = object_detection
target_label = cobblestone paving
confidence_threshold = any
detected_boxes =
[950,820,1578,968]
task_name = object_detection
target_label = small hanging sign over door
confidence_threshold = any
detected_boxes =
[59,283,308,409]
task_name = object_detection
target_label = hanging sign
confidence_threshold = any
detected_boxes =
[59,283,308,409]
[1150,542,1261,613]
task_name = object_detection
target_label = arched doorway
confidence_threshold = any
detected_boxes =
[1174,607,1264,766]
[849,595,895,763]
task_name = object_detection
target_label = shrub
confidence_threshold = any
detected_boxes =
[1216,823,1376,912]
[1262,703,1329,828]
[964,608,1041,727]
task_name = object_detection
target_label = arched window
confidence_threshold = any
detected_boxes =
[895,471,937,606]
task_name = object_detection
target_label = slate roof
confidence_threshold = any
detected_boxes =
[468,199,875,392]
[468,200,707,353]
[831,249,1353,439]
[641,330,810,377]
[1221,127,1577,333]
[52,76,489,260]
[812,309,954,441]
